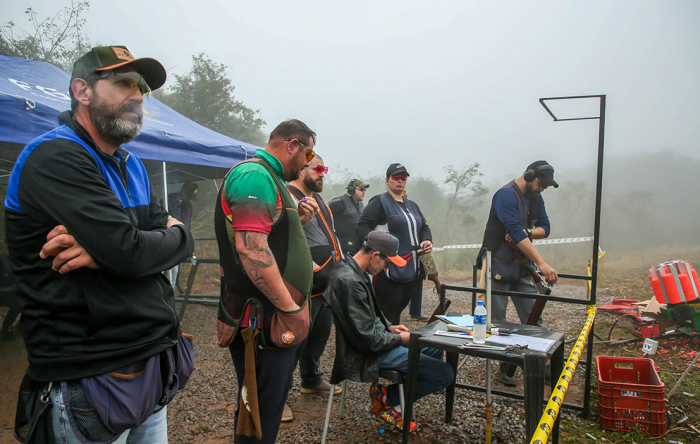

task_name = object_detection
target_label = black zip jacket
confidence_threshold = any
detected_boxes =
[323,257,402,384]
[4,111,194,382]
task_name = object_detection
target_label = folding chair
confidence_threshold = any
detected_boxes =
[321,369,410,443]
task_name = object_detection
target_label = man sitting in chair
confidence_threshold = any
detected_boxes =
[323,232,454,432]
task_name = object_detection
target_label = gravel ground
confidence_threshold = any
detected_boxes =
[168,279,612,443]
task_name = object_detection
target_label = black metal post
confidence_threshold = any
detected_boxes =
[472,265,478,315]
[583,95,606,416]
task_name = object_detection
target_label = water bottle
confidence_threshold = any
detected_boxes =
[473,301,487,344]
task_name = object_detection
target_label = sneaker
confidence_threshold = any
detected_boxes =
[369,383,387,414]
[301,381,342,395]
[375,406,417,432]
[410,315,430,322]
[281,403,294,422]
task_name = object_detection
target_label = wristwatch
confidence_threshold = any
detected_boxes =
[526,228,533,239]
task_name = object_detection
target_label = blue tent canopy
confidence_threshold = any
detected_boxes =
[0,53,260,170]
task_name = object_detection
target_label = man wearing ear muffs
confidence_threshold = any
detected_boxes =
[478,160,559,386]
[329,178,369,255]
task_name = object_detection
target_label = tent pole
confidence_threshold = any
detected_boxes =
[162,161,169,212]
[162,161,175,283]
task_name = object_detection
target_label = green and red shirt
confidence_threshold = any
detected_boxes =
[222,150,284,234]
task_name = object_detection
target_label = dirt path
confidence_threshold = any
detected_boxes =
[0,324,27,444]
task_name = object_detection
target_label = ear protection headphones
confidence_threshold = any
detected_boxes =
[347,179,358,194]
[524,164,554,182]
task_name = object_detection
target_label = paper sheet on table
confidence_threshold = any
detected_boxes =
[485,333,556,352]
[435,315,473,327]
[434,331,556,352]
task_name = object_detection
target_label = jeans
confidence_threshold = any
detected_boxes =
[49,383,168,444]
[296,296,333,388]
[377,346,454,408]
[408,280,423,317]
[491,274,540,325]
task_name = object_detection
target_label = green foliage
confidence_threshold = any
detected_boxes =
[155,54,267,146]
[439,163,488,245]
[0,1,91,70]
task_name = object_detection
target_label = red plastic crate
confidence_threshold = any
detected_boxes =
[633,321,660,338]
[596,356,666,435]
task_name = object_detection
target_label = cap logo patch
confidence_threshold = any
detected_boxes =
[110,47,135,61]
[396,164,403,168]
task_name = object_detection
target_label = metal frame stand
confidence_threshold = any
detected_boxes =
[540,94,606,417]
[437,95,607,420]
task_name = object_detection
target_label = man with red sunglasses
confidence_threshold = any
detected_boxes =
[284,154,343,421]
[357,163,433,324]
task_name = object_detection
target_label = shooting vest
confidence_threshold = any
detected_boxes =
[215,157,313,338]
[379,192,423,282]
[480,180,540,277]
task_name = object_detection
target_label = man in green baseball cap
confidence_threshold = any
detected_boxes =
[6,45,193,443]
[329,178,370,255]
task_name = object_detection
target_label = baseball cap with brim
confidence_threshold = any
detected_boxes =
[71,46,167,91]
[526,160,559,188]
[365,232,407,267]
[386,163,410,178]
[350,179,370,190]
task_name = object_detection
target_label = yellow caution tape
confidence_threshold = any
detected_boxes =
[530,305,597,444]
[587,248,606,291]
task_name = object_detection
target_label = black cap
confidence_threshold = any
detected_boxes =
[386,163,410,177]
[181,181,198,200]
[364,232,406,267]
[526,160,559,188]
[70,46,167,91]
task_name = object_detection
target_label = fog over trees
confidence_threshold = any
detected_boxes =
[315,150,698,271]
[4,1,697,273]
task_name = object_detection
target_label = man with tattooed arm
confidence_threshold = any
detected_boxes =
[214,119,319,443]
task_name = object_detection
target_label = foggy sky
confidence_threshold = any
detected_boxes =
[4,0,699,184]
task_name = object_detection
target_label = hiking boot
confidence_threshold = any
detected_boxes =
[281,403,294,422]
[301,381,342,395]
[499,362,517,387]
[369,383,387,414]
[375,406,417,432]
[410,315,430,322]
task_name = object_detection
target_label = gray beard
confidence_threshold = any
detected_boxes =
[89,102,142,146]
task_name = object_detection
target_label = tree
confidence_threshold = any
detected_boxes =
[0,1,91,70]
[442,163,487,243]
[156,54,267,146]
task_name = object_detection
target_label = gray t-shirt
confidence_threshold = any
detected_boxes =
[292,194,329,248]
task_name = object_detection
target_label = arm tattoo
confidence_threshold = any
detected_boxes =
[242,231,274,269]
[237,231,282,306]
[246,268,278,305]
